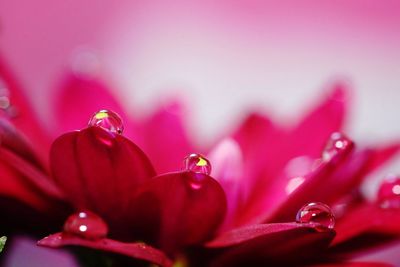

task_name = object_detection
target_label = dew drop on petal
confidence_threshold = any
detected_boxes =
[296,202,335,231]
[322,132,352,161]
[183,153,212,175]
[378,174,400,209]
[88,109,124,134]
[63,211,108,239]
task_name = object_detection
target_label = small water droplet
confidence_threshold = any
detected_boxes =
[378,174,400,209]
[88,110,124,134]
[63,211,108,239]
[296,202,335,231]
[183,153,211,175]
[322,132,352,161]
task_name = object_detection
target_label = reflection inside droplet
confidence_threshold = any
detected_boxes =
[378,174,400,209]
[296,202,335,231]
[183,153,212,175]
[88,109,124,134]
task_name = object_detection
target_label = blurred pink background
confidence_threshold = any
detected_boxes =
[1,0,400,142]
[1,1,400,265]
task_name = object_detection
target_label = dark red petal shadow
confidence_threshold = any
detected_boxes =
[206,223,335,267]
[130,171,227,254]
[38,233,173,267]
[311,262,393,267]
[50,127,156,234]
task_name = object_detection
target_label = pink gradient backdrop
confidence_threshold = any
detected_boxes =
[1,1,400,264]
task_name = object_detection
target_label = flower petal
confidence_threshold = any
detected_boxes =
[129,171,227,253]
[141,101,195,173]
[37,233,173,267]
[332,204,400,246]
[53,73,128,135]
[50,127,156,234]
[0,56,51,155]
[206,223,335,266]
[290,84,347,158]
[208,138,244,231]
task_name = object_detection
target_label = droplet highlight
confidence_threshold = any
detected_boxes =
[296,202,335,231]
[88,109,124,134]
[183,153,212,175]
[322,132,352,161]
[63,211,108,239]
[378,174,400,209]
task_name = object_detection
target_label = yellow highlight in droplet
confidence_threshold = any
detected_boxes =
[197,157,208,167]
[95,111,109,120]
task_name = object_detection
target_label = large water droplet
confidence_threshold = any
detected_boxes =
[88,110,124,134]
[322,132,352,161]
[378,174,400,209]
[63,211,108,239]
[296,202,335,231]
[183,153,212,175]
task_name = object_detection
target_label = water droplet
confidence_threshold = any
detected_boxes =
[183,153,212,175]
[378,174,400,209]
[296,202,335,231]
[63,211,108,239]
[88,110,124,134]
[322,132,352,161]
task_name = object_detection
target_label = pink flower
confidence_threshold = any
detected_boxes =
[1,55,400,267]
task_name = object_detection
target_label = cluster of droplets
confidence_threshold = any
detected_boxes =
[63,211,108,240]
[183,153,212,190]
[322,132,352,162]
[378,174,400,209]
[88,109,124,135]
[296,202,335,231]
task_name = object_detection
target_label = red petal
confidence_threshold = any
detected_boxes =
[38,233,173,267]
[265,145,355,223]
[364,144,400,174]
[50,127,156,233]
[290,84,347,158]
[0,56,51,155]
[141,101,195,173]
[333,204,400,246]
[53,74,129,136]
[129,171,226,253]
[206,223,335,266]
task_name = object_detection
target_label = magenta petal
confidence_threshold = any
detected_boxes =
[50,127,156,230]
[364,144,400,174]
[53,74,128,135]
[290,84,347,158]
[206,223,335,266]
[37,233,173,267]
[130,171,227,253]
[0,56,51,155]
[333,204,400,246]
[141,101,195,173]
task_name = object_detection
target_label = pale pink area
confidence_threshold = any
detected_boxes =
[3,236,78,267]
[1,1,400,141]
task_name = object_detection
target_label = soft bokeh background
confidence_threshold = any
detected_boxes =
[1,0,400,266]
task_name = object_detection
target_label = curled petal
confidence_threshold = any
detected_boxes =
[38,233,172,267]
[130,171,227,253]
[206,223,335,266]
[208,138,244,231]
[50,127,156,233]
